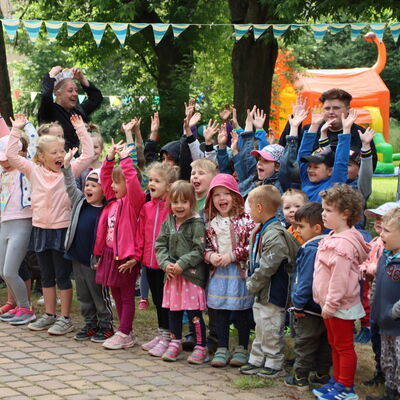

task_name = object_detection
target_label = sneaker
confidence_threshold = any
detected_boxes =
[182,333,196,351]
[354,326,371,343]
[28,313,57,331]
[239,363,261,375]
[48,316,74,335]
[312,377,337,398]
[310,373,331,386]
[102,331,135,350]
[138,298,149,310]
[211,347,231,368]
[230,346,249,367]
[91,326,114,343]
[284,374,310,391]
[142,335,162,351]
[0,307,19,322]
[74,325,98,341]
[187,345,208,365]
[9,307,36,325]
[362,372,385,386]
[257,367,286,378]
[149,338,170,357]
[319,382,359,400]
[161,340,182,361]
[0,302,15,315]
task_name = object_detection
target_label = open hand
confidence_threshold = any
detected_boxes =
[231,106,239,129]
[341,109,358,133]
[217,123,228,149]
[49,65,62,78]
[288,108,309,127]
[231,130,239,155]
[245,105,257,131]
[116,144,131,159]
[310,106,325,126]
[108,138,124,160]
[291,95,308,115]
[70,114,85,129]
[253,108,266,130]
[64,147,78,168]
[185,99,196,116]
[266,128,276,144]
[219,104,232,122]
[203,119,219,145]
[10,114,27,130]
[359,127,375,148]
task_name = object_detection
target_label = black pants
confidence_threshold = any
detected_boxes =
[36,250,72,289]
[216,309,251,349]
[169,310,206,346]
[146,267,169,330]
[371,319,382,373]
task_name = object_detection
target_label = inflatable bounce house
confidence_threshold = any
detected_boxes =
[271,32,395,174]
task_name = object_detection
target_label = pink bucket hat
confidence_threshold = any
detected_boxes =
[250,144,284,163]
[0,135,22,162]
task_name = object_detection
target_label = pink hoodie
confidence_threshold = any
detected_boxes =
[313,226,370,316]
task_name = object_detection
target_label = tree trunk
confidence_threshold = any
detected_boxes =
[228,0,278,128]
[0,19,13,124]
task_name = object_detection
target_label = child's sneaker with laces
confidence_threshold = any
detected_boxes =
[0,307,19,322]
[319,382,359,400]
[310,373,331,386]
[142,335,161,351]
[48,316,74,335]
[284,374,310,391]
[9,307,36,325]
[74,325,98,341]
[187,345,208,365]
[162,340,182,361]
[0,303,15,316]
[239,363,261,375]
[312,377,337,398]
[257,367,286,378]
[138,298,149,310]
[91,326,114,343]
[28,313,57,331]
[149,338,170,357]
[102,331,135,350]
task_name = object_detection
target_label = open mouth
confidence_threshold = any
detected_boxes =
[55,161,63,168]
[192,182,200,189]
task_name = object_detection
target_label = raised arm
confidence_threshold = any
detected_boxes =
[358,127,374,201]
[62,148,84,206]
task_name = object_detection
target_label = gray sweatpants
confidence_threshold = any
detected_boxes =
[0,219,32,308]
[381,335,400,394]
[73,261,113,328]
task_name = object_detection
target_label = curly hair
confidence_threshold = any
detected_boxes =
[207,188,244,221]
[319,184,363,227]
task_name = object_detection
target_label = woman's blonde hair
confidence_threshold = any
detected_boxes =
[168,180,197,213]
[33,135,65,164]
[147,161,179,185]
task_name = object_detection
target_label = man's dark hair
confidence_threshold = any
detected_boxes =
[319,88,352,107]
[295,201,324,229]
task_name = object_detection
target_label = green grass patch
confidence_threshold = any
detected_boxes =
[233,376,274,389]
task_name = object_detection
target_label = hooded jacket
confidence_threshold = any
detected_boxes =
[313,226,370,316]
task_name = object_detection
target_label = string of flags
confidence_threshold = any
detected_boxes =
[1,19,400,46]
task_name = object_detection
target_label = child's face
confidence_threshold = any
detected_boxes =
[295,220,322,243]
[0,159,14,172]
[148,170,169,199]
[48,125,64,138]
[322,99,349,130]
[171,196,192,223]
[374,216,383,235]
[190,167,214,199]
[247,196,264,224]
[347,160,360,180]
[380,221,400,254]
[92,138,103,161]
[322,201,349,232]
[282,194,306,225]
[212,186,233,218]
[257,158,277,181]
[307,162,332,183]
[162,153,176,167]
[111,178,127,199]
[39,142,65,172]
[84,175,104,206]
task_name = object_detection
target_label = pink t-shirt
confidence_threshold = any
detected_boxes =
[106,202,118,248]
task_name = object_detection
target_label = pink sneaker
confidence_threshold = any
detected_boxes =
[161,340,182,361]
[102,331,135,350]
[142,335,161,351]
[149,337,170,357]
[138,298,149,310]
[187,345,209,365]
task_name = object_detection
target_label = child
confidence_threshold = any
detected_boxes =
[204,174,255,367]
[93,140,145,350]
[38,122,64,138]
[241,185,299,377]
[134,161,179,356]
[6,114,94,335]
[155,181,208,364]
[62,150,113,343]
[367,208,400,400]
[282,188,308,244]
[312,184,370,400]
[284,202,331,391]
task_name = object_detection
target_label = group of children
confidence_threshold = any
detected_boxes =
[0,78,399,400]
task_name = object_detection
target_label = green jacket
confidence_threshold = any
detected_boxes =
[156,214,207,288]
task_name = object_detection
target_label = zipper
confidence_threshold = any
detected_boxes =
[114,198,123,260]
[150,200,160,267]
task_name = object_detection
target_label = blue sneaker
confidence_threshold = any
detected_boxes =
[354,326,371,344]
[312,377,336,397]
[319,382,359,400]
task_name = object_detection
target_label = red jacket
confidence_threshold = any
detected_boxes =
[94,157,145,260]
[134,197,170,269]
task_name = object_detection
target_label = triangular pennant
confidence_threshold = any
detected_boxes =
[310,24,328,43]
[44,21,64,43]
[109,96,121,107]
[22,20,43,44]
[78,94,85,104]
[124,96,132,105]
[233,24,251,41]
[369,22,386,42]
[1,19,20,42]
[129,23,148,35]
[139,95,146,104]
[30,92,38,102]
[109,23,128,46]
[389,22,400,43]
[88,22,107,46]
[350,23,367,41]
[66,21,85,37]
[0,115,10,137]
[253,24,270,41]
[329,23,347,35]
[171,24,189,39]
[152,24,170,45]
[272,24,290,38]
[14,89,21,101]
[290,24,302,30]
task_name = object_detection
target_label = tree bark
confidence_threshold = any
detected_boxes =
[228,0,278,128]
[0,19,13,124]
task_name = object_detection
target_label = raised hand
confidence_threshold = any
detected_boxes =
[189,112,202,129]
[341,109,358,134]
[267,128,276,144]
[116,143,131,159]
[244,105,256,132]
[10,114,27,130]
[118,259,137,274]
[184,99,196,116]
[231,106,239,129]
[359,127,375,149]
[49,65,62,78]
[219,104,233,122]
[64,147,78,168]
[203,119,219,145]
[231,130,239,155]
[70,114,85,129]
[252,108,266,130]
[121,119,136,134]
[310,106,325,127]
[288,107,309,128]
[71,67,89,86]
[291,95,308,115]
[217,123,228,149]
[107,138,124,160]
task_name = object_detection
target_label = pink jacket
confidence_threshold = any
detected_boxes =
[6,126,93,229]
[359,236,384,279]
[313,227,370,316]
[134,197,170,269]
[93,157,145,260]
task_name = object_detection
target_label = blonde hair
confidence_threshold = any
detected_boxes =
[90,131,104,149]
[382,208,400,229]
[248,185,282,213]
[38,121,64,137]
[33,135,65,164]
[190,158,218,176]
[112,164,142,185]
[168,180,197,213]
[282,188,308,203]
[147,162,179,185]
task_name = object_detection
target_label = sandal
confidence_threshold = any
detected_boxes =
[0,303,15,315]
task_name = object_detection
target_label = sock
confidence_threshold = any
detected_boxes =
[46,313,56,317]
[63,316,70,320]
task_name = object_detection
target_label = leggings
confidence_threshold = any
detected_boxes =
[139,265,150,300]
[146,267,169,330]
[215,309,251,349]
[169,310,206,346]
[0,219,32,308]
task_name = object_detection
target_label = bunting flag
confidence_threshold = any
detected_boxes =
[171,24,189,38]
[14,89,21,101]
[129,23,148,35]
[253,24,270,41]
[139,95,146,104]
[124,95,132,105]
[369,23,386,42]
[1,19,20,42]
[109,22,128,46]
[66,21,85,37]
[152,24,170,45]
[389,22,400,43]
[329,23,347,35]
[109,96,121,107]
[30,92,38,102]
[44,21,64,43]
[78,94,86,104]
[88,22,107,46]
[22,20,43,44]
[233,24,251,41]
[310,24,328,43]
[272,24,290,38]
[350,23,367,41]
[290,24,302,30]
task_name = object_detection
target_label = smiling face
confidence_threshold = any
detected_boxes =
[84,175,104,206]
[55,79,78,111]
[282,194,306,225]
[38,142,65,172]
[322,99,349,131]
[190,167,214,200]
[171,196,193,224]
[92,137,103,161]
[148,170,169,199]
[307,162,332,183]
[256,158,277,181]
[212,186,234,218]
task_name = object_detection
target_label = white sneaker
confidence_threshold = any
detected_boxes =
[47,316,74,335]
